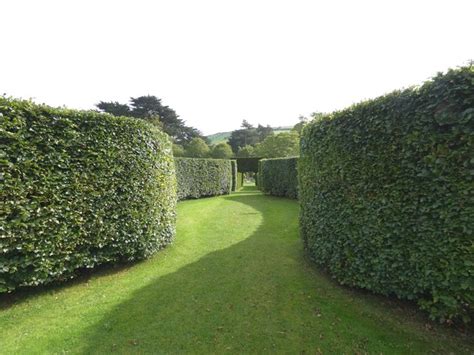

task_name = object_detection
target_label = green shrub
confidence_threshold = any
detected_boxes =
[0,98,176,292]
[175,158,232,200]
[259,157,298,199]
[231,160,237,191]
[299,66,474,323]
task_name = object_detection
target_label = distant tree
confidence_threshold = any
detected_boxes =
[172,144,186,157]
[241,119,254,129]
[96,95,204,144]
[256,124,274,141]
[236,145,256,157]
[178,125,209,145]
[96,101,131,117]
[228,120,260,153]
[228,128,258,153]
[211,142,233,159]
[254,131,299,158]
[292,115,309,134]
[185,137,210,158]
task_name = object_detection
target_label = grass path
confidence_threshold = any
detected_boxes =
[0,186,472,354]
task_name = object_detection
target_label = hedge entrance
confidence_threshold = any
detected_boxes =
[235,157,262,186]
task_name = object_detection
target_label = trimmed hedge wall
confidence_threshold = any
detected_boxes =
[175,158,232,200]
[299,67,474,323]
[231,160,237,191]
[0,98,176,292]
[235,157,261,173]
[259,157,298,199]
[237,172,244,190]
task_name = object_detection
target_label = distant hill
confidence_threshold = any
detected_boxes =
[207,126,293,144]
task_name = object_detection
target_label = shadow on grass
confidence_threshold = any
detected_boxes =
[0,259,139,311]
[2,187,472,353]
[0,188,257,310]
[77,186,472,354]
[77,187,324,353]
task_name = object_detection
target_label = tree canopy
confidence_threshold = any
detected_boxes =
[211,142,233,159]
[96,95,204,144]
[172,144,186,157]
[236,145,255,158]
[254,131,299,158]
[185,137,211,158]
[228,120,274,153]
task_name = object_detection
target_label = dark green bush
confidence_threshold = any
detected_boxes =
[231,160,237,191]
[259,157,298,199]
[0,98,176,292]
[299,66,474,323]
[175,158,232,200]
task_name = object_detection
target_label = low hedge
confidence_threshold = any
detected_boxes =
[175,158,232,200]
[0,98,176,292]
[299,66,474,323]
[231,160,238,191]
[259,157,298,199]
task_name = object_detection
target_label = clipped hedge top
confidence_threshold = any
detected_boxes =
[235,157,262,173]
[260,156,299,162]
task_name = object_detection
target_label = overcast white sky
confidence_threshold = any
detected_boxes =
[1,0,473,135]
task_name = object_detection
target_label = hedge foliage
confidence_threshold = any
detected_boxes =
[231,160,237,191]
[235,157,261,173]
[299,66,474,323]
[0,98,176,292]
[175,158,232,200]
[259,157,298,199]
[237,172,244,190]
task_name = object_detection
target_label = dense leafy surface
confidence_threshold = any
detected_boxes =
[237,172,244,190]
[230,160,237,191]
[259,157,298,199]
[0,187,471,354]
[207,127,292,144]
[0,98,176,292]
[299,67,474,322]
[175,158,232,200]
[235,157,261,173]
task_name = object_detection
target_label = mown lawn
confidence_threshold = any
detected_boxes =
[0,186,472,354]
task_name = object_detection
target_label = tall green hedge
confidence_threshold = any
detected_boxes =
[299,66,474,323]
[231,160,238,191]
[0,98,176,292]
[259,157,298,199]
[175,158,232,200]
